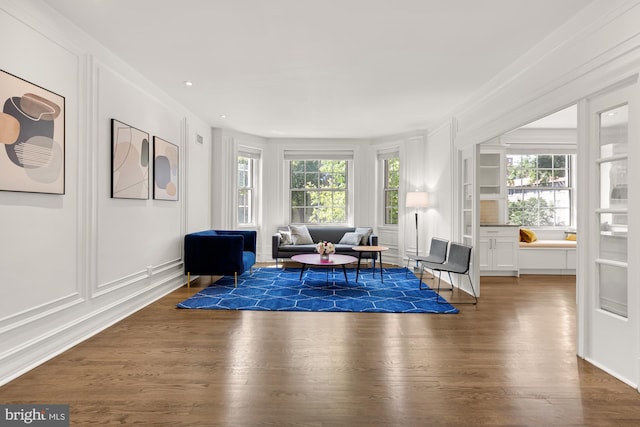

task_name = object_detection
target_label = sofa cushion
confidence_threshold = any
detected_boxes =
[339,232,364,246]
[279,243,356,254]
[307,227,356,243]
[355,227,373,245]
[278,230,293,245]
[279,244,316,253]
[289,224,314,245]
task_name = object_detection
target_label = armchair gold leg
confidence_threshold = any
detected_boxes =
[187,272,191,288]
[234,272,238,288]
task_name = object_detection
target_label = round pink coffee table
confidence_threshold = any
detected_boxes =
[291,253,358,284]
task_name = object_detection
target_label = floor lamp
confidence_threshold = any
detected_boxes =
[406,191,429,269]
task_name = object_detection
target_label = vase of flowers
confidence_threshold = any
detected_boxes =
[316,240,335,262]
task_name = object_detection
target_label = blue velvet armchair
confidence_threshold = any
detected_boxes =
[184,230,257,288]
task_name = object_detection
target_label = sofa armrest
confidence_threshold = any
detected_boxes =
[370,234,378,246]
[272,233,281,258]
[216,229,257,253]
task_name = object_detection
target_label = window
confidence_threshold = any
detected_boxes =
[290,159,347,223]
[383,157,400,224]
[506,154,572,227]
[237,150,259,225]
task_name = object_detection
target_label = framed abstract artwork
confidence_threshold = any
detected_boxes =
[153,136,179,201]
[0,69,65,194]
[111,119,149,199]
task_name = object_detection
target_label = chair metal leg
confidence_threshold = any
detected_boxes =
[420,269,442,290]
[436,271,477,305]
[418,267,452,291]
[405,257,412,277]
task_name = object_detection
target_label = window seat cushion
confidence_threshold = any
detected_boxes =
[519,239,576,249]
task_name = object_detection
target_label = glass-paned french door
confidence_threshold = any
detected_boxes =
[584,81,639,388]
[596,104,628,317]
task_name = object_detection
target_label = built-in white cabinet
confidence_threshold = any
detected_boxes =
[479,152,503,197]
[479,147,506,224]
[479,226,519,276]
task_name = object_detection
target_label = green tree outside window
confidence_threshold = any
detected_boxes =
[507,154,572,227]
[384,157,400,224]
[290,160,347,224]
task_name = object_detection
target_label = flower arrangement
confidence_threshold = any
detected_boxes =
[316,240,336,256]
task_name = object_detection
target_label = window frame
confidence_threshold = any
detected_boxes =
[236,149,260,227]
[506,153,575,228]
[288,159,350,225]
[382,156,400,225]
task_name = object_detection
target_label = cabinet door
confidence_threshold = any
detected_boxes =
[493,238,518,270]
[478,237,491,270]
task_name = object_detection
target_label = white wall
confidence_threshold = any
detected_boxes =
[425,123,454,244]
[370,132,428,265]
[0,0,211,385]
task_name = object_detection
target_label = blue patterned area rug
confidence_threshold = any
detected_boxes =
[177,267,458,313]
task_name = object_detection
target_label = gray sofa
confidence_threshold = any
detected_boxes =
[272,226,378,267]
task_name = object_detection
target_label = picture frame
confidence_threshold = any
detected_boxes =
[111,119,149,199]
[0,69,65,194]
[153,136,179,201]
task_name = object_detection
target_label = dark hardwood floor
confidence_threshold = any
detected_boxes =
[1,268,640,426]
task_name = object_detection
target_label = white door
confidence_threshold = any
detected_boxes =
[583,82,639,387]
[459,144,480,297]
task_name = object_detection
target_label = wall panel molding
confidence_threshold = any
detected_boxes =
[0,293,83,334]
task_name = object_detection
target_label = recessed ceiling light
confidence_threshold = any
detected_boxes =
[184,81,193,87]
[606,111,617,116]
[220,114,227,119]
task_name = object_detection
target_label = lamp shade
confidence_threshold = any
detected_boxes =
[405,191,429,208]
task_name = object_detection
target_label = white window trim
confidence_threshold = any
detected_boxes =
[236,146,262,228]
[376,147,401,229]
[505,152,576,228]
[284,153,354,225]
[378,151,400,226]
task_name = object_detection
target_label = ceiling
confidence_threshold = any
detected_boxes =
[43,0,594,139]
[521,105,577,129]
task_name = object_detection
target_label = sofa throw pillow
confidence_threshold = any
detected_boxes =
[289,224,314,245]
[519,228,537,243]
[355,227,373,245]
[279,230,293,245]
[338,232,364,246]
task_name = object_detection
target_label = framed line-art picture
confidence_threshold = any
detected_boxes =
[111,119,149,199]
[0,69,65,194]
[153,136,179,201]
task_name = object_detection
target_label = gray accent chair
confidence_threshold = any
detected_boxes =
[419,238,451,290]
[422,242,477,305]
[405,237,449,289]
